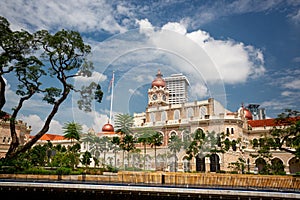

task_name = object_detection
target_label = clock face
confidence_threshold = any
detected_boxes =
[162,94,166,101]
[152,94,157,100]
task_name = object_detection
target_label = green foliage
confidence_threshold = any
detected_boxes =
[269,109,300,157]
[229,157,246,174]
[77,82,103,112]
[114,113,134,134]
[56,167,72,175]
[0,16,103,158]
[63,121,82,142]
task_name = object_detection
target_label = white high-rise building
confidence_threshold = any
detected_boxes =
[165,73,190,104]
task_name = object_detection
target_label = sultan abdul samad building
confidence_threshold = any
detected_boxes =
[124,69,299,174]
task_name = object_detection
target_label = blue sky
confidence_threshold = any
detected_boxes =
[1,0,300,135]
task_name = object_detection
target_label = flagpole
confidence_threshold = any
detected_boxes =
[109,71,114,123]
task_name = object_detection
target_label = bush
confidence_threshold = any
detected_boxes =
[23,167,56,175]
[106,165,118,173]
[56,167,72,175]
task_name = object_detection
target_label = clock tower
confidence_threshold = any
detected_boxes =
[148,69,169,107]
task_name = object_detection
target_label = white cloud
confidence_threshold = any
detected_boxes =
[283,79,300,89]
[190,83,209,100]
[1,0,126,33]
[281,91,294,97]
[162,22,187,35]
[20,114,63,135]
[74,71,107,86]
[290,8,300,24]
[129,88,143,96]
[137,21,265,85]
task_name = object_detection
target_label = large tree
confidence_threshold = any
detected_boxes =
[1,17,103,159]
[269,109,300,157]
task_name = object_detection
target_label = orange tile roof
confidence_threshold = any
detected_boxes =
[248,117,300,127]
[30,133,67,141]
[248,119,276,127]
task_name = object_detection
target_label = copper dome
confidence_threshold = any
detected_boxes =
[151,69,166,88]
[102,123,114,133]
[243,108,253,120]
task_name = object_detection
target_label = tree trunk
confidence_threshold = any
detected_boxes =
[143,143,146,171]
[174,153,177,172]
[6,87,70,159]
[0,76,6,110]
[6,93,33,157]
[154,145,157,170]
[122,150,125,169]
[114,151,117,168]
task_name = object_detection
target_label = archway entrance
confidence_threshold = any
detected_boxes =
[196,155,205,172]
[289,157,300,174]
[271,158,284,174]
[210,154,220,172]
[255,158,267,173]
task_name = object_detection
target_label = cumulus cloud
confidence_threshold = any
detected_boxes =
[137,20,265,85]
[20,114,63,135]
[1,0,126,33]
[74,71,107,88]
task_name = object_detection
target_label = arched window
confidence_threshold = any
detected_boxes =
[271,158,285,174]
[200,106,207,118]
[174,110,180,120]
[252,138,259,148]
[232,140,237,151]
[170,131,177,137]
[255,158,267,174]
[161,111,167,121]
[150,112,156,122]
[210,154,220,172]
[187,107,194,118]
[183,156,190,172]
[289,157,300,174]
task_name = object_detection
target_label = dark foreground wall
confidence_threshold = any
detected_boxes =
[0,181,299,200]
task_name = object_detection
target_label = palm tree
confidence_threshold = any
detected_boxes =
[137,129,153,170]
[99,136,110,166]
[111,136,120,168]
[120,134,136,169]
[168,135,182,172]
[150,132,163,170]
[114,113,134,135]
[63,122,82,144]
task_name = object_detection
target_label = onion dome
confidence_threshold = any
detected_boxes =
[243,108,253,120]
[102,123,114,133]
[151,69,166,88]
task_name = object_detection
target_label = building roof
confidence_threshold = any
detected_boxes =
[248,119,276,127]
[30,133,67,141]
[152,69,166,88]
[248,117,300,127]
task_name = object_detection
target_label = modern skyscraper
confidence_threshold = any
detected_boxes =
[165,73,190,104]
